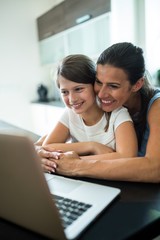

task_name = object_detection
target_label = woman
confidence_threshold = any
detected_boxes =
[38,42,160,183]
[36,54,137,171]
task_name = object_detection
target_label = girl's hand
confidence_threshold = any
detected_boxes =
[35,145,61,173]
[91,142,114,155]
[58,151,80,160]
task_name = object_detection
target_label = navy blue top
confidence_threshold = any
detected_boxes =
[138,89,160,156]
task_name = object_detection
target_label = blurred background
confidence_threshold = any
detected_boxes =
[0,0,160,136]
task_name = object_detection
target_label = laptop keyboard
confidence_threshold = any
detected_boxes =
[52,194,92,229]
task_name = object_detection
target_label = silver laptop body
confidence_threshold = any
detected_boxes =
[0,133,120,240]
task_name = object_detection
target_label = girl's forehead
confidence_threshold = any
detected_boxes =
[59,77,91,89]
[58,76,76,86]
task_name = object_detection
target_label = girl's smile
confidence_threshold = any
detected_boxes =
[59,76,97,116]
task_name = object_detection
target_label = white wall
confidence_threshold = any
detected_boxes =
[110,0,160,80]
[0,0,63,132]
[0,0,160,132]
[145,0,160,82]
[110,0,145,50]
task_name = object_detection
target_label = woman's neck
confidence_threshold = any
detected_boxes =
[124,92,142,117]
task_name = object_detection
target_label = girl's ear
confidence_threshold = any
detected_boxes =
[132,78,144,92]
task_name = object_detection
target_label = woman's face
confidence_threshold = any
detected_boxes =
[58,76,96,115]
[94,64,134,112]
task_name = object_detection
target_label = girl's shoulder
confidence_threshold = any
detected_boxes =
[111,106,132,122]
[111,106,130,116]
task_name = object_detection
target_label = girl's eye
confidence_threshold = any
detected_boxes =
[75,87,83,92]
[61,90,68,96]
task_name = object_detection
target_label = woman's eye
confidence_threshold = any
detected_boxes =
[108,85,119,89]
[95,79,102,85]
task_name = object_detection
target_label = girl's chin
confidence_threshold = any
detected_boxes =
[72,108,83,113]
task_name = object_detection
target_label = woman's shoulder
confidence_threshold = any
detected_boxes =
[148,89,160,111]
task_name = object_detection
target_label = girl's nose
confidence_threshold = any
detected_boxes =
[69,92,77,103]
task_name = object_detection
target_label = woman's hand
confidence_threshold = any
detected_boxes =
[54,151,81,176]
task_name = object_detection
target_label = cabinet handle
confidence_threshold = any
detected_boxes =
[76,14,92,24]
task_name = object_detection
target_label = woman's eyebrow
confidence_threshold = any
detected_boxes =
[107,82,121,86]
[95,77,121,86]
[95,77,101,82]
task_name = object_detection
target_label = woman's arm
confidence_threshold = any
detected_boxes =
[53,100,160,183]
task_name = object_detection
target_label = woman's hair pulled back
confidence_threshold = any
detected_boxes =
[97,42,145,85]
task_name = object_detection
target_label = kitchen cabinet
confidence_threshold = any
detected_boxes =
[39,13,111,65]
[37,0,111,41]
[37,2,65,40]
[64,0,111,30]
[39,33,66,65]
[31,102,65,136]
[67,13,110,57]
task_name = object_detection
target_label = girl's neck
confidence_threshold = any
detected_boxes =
[81,102,104,126]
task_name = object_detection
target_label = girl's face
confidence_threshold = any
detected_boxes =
[58,76,96,115]
[94,64,134,112]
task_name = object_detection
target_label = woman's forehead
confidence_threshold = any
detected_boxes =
[96,64,129,83]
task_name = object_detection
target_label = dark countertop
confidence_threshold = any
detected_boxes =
[31,99,65,107]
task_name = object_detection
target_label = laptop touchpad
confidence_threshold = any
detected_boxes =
[47,175,82,194]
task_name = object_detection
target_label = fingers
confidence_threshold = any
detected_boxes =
[38,148,61,159]
[41,158,57,173]
[43,145,63,153]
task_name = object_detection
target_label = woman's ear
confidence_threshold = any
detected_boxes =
[132,78,144,92]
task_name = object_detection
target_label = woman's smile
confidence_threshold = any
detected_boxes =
[95,64,133,112]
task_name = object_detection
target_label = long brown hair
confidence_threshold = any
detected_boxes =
[97,42,155,148]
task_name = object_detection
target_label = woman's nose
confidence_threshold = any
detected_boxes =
[97,86,109,98]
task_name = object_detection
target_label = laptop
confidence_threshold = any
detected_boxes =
[0,133,121,240]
